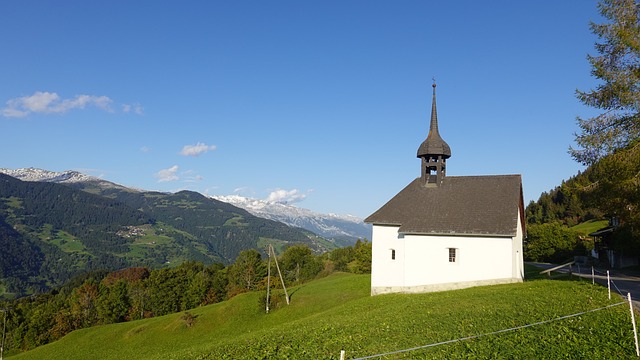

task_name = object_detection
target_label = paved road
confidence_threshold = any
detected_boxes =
[528,262,640,308]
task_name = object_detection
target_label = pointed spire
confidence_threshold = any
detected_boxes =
[417,80,451,186]
[417,81,451,159]
[429,81,440,139]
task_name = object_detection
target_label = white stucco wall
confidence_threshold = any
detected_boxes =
[371,210,524,295]
[371,225,405,288]
[512,211,525,280]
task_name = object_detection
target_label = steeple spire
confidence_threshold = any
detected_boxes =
[417,81,451,186]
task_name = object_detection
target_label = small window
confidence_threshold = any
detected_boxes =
[391,249,396,260]
[448,248,457,263]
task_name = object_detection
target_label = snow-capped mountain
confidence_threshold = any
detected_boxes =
[0,167,135,191]
[213,195,371,246]
[0,168,370,246]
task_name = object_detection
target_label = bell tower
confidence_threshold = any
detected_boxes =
[417,82,451,187]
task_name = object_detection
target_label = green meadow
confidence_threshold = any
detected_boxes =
[8,271,637,359]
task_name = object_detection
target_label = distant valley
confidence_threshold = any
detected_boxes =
[0,167,367,298]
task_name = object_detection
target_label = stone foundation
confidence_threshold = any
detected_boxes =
[371,277,523,296]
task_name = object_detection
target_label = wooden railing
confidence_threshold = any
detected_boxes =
[539,261,576,277]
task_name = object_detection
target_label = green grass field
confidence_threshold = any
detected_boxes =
[8,271,637,359]
[571,219,609,236]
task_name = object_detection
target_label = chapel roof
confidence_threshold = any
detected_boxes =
[365,175,523,236]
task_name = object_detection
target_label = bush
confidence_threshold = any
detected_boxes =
[525,223,585,263]
[259,290,287,313]
[180,311,197,327]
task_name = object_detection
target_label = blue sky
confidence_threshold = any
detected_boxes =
[0,1,603,218]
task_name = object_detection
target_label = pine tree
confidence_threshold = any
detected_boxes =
[571,0,640,165]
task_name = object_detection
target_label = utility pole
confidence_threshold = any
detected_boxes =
[265,244,290,313]
[270,245,290,305]
[266,248,272,313]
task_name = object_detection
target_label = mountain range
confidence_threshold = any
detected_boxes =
[213,195,370,246]
[0,168,370,244]
[0,167,369,298]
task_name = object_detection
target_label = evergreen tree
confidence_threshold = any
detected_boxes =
[571,0,640,165]
[97,280,130,324]
[569,0,640,245]
[227,249,266,293]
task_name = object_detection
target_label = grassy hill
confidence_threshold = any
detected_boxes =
[571,219,609,236]
[8,272,635,359]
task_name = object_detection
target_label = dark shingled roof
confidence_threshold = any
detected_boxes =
[365,175,524,237]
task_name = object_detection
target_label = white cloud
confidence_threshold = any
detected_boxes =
[232,187,256,197]
[155,165,180,182]
[180,170,204,183]
[183,175,204,183]
[180,142,217,156]
[1,91,114,117]
[122,102,144,115]
[266,189,307,204]
[1,91,146,118]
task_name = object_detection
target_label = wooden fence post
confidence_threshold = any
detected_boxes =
[608,271,611,300]
[628,293,640,357]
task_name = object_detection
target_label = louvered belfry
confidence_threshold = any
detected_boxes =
[417,82,451,187]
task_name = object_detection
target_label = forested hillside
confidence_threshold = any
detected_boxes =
[524,140,640,264]
[525,169,602,227]
[0,241,372,354]
[0,174,334,299]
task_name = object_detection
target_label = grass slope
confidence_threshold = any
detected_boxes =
[9,273,636,359]
[571,219,609,236]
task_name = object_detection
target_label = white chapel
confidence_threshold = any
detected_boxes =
[365,83,525,295]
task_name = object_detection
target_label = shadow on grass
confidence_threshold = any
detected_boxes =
[288,284,307,301]
[524,263,578,282]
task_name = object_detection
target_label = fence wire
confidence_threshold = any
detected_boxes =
[590,268,628,299]
[350,301,626,360]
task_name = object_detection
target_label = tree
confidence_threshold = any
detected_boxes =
[326,246,354,272]
[227,249,266,293]
[524,223,586,263]
[182,271,210,310]
[349,239,372,274]
[69,281,99,328]
[279,245,322,283]
[582,140,640,238]
[97,280,130,324]
[127,281,149,320]
[146,268,186,316]
[571,0,640,165]
[204,263,228,304]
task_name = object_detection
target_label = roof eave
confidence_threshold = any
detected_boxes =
[366,220,402,226]
[399,230,517,238]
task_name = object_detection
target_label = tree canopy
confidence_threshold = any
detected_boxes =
[568,0,640,242]
[571,0,640,165]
